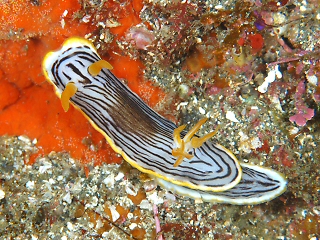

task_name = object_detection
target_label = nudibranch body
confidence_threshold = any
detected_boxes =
[43,37,287,205]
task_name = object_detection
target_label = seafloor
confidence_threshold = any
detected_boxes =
[0,0,319,239]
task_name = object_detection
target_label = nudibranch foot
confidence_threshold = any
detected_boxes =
[88,59,113,76]
[61,82,78,112]
[156,163,287,205]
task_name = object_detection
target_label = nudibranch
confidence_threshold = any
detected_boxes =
[42,37,287,204]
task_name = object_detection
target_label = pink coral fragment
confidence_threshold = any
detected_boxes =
[127,25,155,50]
[289,81,315,126]
[289,107,314,127]
[153,204,164,240]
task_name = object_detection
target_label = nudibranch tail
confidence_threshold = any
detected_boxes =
[156,163,287,205]
[42,37,287,204]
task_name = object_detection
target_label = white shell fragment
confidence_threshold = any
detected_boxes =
[109,205,120,222]
[125,183,138,196]
[306,73,318,86]
[26,181,35,190]
[139,199,152,210]
[0,189,5,200]
[114,172,124,181]
[63,192,72,204]
[103,173,115,188]
[258,65,282,93]
[226,110,239,122]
